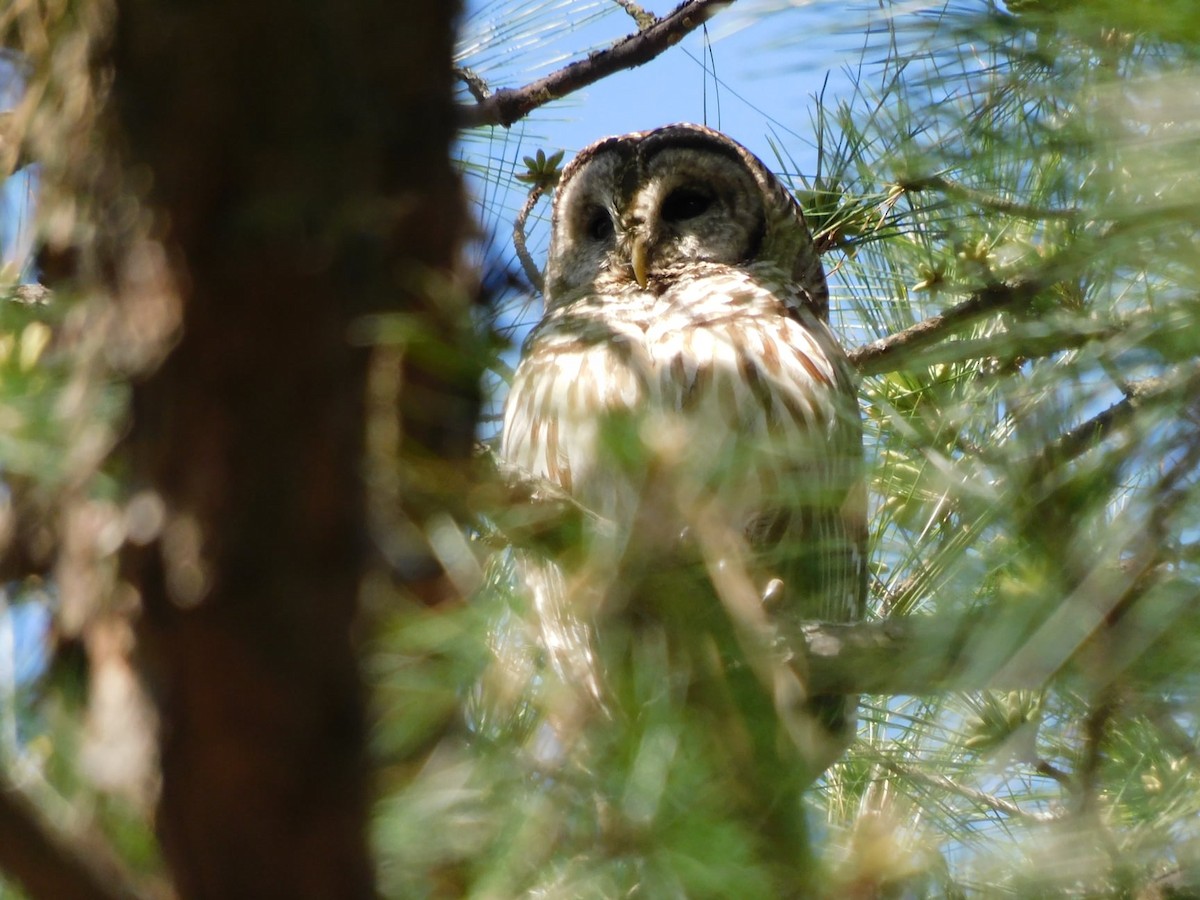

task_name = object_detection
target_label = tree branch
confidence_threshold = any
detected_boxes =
[848,277,1043,376]
[480,401,1200,698]
[459,0,736,129]
[477,463,1020,694]
[1026,366,1200,479]
[878,758,1060,823]
[799,616,1011,695]
[0,110,27,178]
[0,775,149,900]
[898,173,1082,221]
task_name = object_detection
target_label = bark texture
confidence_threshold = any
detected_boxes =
[110,2,466,895]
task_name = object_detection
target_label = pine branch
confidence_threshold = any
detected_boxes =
[1027,366,1200,479]
[848,277,1044,376]
[799,617,985,694]
[0,775,151,900]
[898,173,1082,221]
[459,0,736,129]
[481,411,1200,698]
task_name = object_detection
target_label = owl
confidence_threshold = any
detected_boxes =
[498,123,866,769]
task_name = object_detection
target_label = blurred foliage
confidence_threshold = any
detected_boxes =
[0,285,159,898]
[0,2,162,892]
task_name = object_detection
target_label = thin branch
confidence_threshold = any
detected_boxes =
[477,444,1198,697]
[513,185,546,293]
[0,774,152,900]
[898,173,1082,221]
[474,455,610,556]
[0,110,27,178]
[1026,366,1200,478]
[879,758,1060,823]
[1034,758,1073,789]
[848,277,1043,376]
[992,429,1200,693]
[794,615,1055,694]
[459,0,737,129]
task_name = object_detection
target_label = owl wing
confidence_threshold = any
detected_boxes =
[748,307,867,627]
[645,271,867,626]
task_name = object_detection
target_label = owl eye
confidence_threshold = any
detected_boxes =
[585,207,615,241]
[661,187,714,223]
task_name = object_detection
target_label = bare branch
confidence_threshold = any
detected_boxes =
[1027,366,1200,478]
[0,774,152,900]
[513,185,546,293]
[460,0,736,129]
[848,278,1043,376]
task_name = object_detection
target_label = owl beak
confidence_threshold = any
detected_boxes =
[631,235,650,288]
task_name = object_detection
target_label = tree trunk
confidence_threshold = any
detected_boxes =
[110,2,466,895]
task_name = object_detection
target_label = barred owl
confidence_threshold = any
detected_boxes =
[499,123,866,767]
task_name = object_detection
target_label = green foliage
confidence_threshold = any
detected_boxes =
[794,1,1200,893]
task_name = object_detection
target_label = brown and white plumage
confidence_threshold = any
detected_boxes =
[499,123,866,761]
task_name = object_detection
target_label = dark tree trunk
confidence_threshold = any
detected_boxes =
[109,2,466,895]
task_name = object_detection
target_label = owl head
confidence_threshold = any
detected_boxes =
[542,123,829,318]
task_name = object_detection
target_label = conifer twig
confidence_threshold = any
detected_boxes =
[898,173,1082,221]
[513,186,546,294]
[848,278,1044,376]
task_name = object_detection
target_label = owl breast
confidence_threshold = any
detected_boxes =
[500,264,857,539]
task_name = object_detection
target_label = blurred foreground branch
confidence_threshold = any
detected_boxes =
[0,110,28,177]
[797,617,974,694]
[0,775,148,900]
